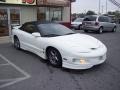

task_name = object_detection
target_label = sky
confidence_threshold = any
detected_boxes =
[72,0,119,14]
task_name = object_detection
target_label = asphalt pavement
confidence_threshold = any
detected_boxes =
[0,30,120,90]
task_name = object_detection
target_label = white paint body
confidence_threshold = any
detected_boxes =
[12,26,107,69]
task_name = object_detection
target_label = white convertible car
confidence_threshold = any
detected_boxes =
[12,21,107,69]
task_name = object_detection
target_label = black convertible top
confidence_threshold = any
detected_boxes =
[24,21,58,25]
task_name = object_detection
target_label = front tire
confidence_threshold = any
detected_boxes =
[46,48,62,67]
[78,25,82,30]
[14,37,20,50]
[112,27,116,32]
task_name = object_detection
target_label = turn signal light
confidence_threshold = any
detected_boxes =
[80,59,86,64]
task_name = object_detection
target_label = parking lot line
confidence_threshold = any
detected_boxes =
[0,63,10,66]
[0,54,31,78]
[0,77,29,88]
[0,54,31,88]
[0,78,21,82]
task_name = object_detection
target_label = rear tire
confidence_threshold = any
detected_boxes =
[98,27,103,34]
[46,48,62,67]
[14,37,20,50]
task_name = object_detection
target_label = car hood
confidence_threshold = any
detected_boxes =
[48,33,101,53]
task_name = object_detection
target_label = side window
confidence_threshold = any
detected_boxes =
[23,24,38,34]
[104,17,109,22]
[98,16,109,22]
[98,17,104,22]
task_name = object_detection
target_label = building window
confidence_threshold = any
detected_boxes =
[37,7,63,22]
[37,7,46,21]
[0,8,8,36]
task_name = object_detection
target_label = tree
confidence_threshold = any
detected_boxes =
[78,13,86,18]
[86,10,96,15]
[107,10,120,18]
[107,10,120,23]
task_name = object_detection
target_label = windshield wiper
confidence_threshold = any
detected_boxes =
[42,34,61,37]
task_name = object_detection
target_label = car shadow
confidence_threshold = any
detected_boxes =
[10,44,49,64]
[18,47,108,74]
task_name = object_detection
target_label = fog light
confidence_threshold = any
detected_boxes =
[80,59,86,64]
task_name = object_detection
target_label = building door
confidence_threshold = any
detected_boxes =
[0,8,20,37]
[0,8,9,36]
[10,8,20,35]
[10,9,20,27]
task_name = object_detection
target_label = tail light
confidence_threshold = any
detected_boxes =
[95,22,99,26]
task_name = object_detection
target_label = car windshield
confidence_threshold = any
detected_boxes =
[74,18,83,22]
[38,24,75,37]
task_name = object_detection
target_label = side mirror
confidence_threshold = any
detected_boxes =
[32,32,41,37]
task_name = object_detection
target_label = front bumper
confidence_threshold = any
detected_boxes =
[62,54,106,69]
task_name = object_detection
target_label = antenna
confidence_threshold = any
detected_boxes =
[106,0,108,14]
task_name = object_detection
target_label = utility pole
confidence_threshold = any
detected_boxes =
[106,0,108,14]
[102,5,104,14]
[99,0,101,15]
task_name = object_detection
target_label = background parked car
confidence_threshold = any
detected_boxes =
[82,15,116,34]
[71,18,84,30]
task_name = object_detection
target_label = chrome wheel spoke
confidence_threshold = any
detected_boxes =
[49,50,59,65]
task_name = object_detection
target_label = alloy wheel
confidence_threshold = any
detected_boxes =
[47,48,62,67]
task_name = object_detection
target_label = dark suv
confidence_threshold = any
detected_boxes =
[82,15,116,34]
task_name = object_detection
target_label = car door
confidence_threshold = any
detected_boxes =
[104,17,112,31]
[108,17,115,30]
[20,23,40,53]
[98,16,109,31]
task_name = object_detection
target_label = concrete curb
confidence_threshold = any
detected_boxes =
[0,36,10,44]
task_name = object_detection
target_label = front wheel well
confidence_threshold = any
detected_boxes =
[45,46,62,59]
[46,46,59,55]
[114,26,117,28]
[14,35,18,40]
